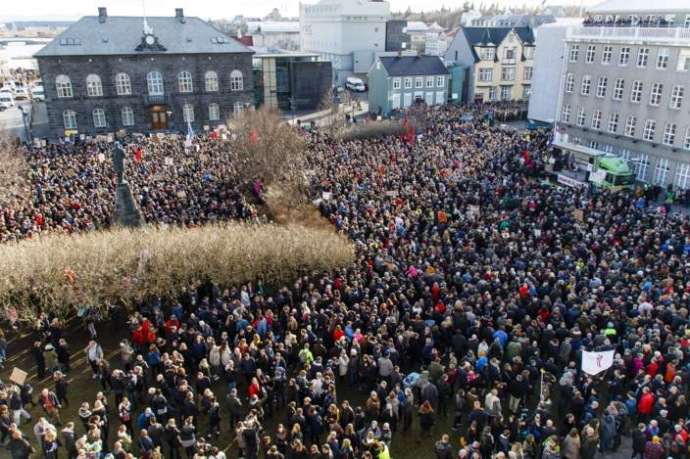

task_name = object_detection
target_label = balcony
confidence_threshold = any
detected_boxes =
[143,94,171,106]
[502,58,516,65]
[568,27,690,44]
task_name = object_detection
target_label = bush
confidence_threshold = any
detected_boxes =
[337,120,406,141]
[0,223,354,320]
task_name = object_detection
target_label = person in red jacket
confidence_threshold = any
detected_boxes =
[638,387,655,423]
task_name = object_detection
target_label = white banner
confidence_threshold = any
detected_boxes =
[581,350,614,375]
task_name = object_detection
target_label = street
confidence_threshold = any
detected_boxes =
[0,99,49,141]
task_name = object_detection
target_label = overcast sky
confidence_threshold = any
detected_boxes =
[1,0,600,21]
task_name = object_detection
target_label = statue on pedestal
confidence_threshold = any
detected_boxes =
[110,143,145,228]
[111,143,127,184]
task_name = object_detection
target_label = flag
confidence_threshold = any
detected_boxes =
[250,129,258,144]
[187,121,195,141]
[581,350,615,375]
[402,117,408,129]
[134,149,142,163]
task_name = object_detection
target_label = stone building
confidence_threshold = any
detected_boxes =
[35,7,254,137]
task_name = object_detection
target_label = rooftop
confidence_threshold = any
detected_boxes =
[377,55,449,76]
[35,9,252,58]
[588,0,690,15]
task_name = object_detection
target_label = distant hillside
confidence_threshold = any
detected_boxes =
[391,6,464,30]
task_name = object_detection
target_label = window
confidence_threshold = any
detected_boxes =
[685,126,690,150]
[654,158,670,186]
[178,71,193,93]
[670,85,684,109]
[436,91,444,104]
[686,14,690,28]
[636,47,649,68]
[674,163,690,190]
[633,154,649,181]
[576,107,586,126]
[522,85,531,99]
[596,76,607,98]
[564,73,574,93]
[415,77,423,88]
[436,76,445,87]
[230,70,243,91]
[624,115,636,137]
[585,45,596,63]
[649,82,663,106]
[602,46,612,64]
[503,47,516,60]
[524,47,534,59]
[478,68,493,82]
[482,47,495,60]
[392,93,401,109]
[663,123,676,146]
[580,75,591,95]
[607,112,618,133]
[63,110,77,129]
[93,108,106,128]
[86,74,103,97]
[678,50,690,71]
[643,119,656,141]
[209,103,220,121]
[403,93,412,107]
[392,78,401,90]
[618,47,630,66]
[56,75,72,98]
[501,86,511,100]
[183,103,194,122]
[631,80,643,103]
[561,104,571,123]
[523,67,533,80]
[233,101,244,117]
[121,107,134,126]
[591,110,602,130]
[656,48,670,69]
[426,77,434,88]
[488,86,497,101]
[147,71,164,95]
[425,92,434,105]
[501,67,515,81]
[205,71,218,92]
[115,73,131,96]
[569,44,579,62]
[404,77,412,89]
[612,79,624,100]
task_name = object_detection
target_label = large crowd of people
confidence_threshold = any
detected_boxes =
[1,102,690,459]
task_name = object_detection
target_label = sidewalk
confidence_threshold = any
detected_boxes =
[283,100,370,126]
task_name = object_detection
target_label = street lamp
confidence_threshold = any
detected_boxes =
[166,110,173,131]
[17,105,32,143]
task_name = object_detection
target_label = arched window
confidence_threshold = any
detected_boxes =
[121,106,134,126]
[183,103,194,122]
[56,75,72,98]
[115,73,132,96]
[205,71,218,92]
[86,74,103,97]
[230,70,243,91]
[93,108,107,128]
[233,101,244,117]
[178,71,193,93]
[63,110,77,129]
[208,103,220,121]
[147,71,164,95]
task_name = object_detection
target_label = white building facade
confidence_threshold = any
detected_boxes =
[299,0,390,85]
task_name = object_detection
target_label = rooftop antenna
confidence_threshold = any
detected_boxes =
[142,0,153,35]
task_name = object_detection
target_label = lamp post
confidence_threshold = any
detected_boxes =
[166,110,173,131]
[17,105,32,143]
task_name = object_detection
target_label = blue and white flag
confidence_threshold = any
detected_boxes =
[187,121,195,141]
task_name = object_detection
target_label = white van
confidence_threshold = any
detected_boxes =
[345,77,366,92]
[0,91,14,110]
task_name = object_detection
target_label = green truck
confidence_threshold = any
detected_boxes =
[550,140,636,191]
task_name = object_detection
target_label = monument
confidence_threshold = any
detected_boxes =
[111,143,145,227]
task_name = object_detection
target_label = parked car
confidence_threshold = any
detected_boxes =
[31,87,45,102]
[14,87,28,100]
[345,77,366,92]
[0,91,14,110]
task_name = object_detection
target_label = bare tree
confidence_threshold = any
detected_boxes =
[228,108,309,207]
[0,136,29,207]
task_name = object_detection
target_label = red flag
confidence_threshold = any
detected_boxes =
[134,149,142,163]
[402,117,408,129]
[250,129,258,144]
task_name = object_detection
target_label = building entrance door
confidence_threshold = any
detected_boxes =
[149,105,168,130]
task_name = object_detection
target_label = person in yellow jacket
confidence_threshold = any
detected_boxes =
[374,441,391,459]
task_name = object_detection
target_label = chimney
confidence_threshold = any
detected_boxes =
[98,7,107,23]
[175,8,186,23]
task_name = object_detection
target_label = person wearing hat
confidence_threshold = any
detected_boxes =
[644,435,664,459]
[43,344,59,376]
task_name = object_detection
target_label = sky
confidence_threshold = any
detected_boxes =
[0,0,601,21]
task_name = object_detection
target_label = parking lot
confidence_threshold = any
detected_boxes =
[0,99,49,141]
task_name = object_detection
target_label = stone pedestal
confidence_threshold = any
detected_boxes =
[112,182,145,228]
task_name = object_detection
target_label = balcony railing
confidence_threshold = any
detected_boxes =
[569,27,690,43]
[143,94,171,106]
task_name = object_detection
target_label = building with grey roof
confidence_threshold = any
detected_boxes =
[35,7,254,137]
